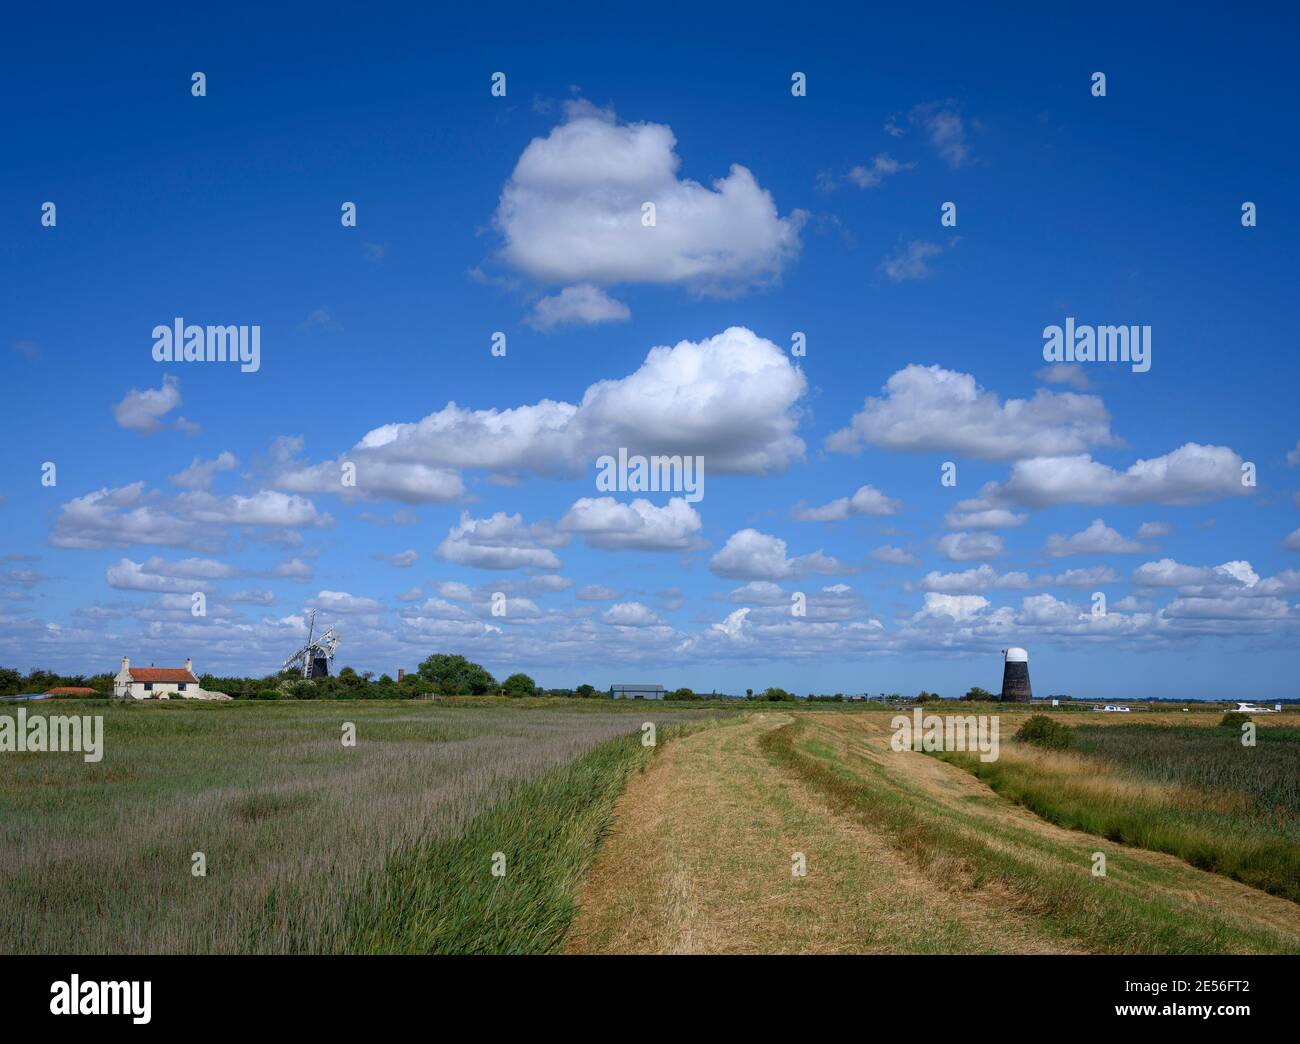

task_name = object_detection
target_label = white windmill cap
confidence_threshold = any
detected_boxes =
[1004,647,1029,662]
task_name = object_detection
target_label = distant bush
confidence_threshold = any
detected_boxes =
[1220,711,1251,729]
[254,689,281,701]
[418,654,497,696]
[502,673,536,697]
[964,687,994,701]
[1015,715,1075,751]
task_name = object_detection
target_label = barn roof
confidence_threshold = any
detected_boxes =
[128,668,198,683]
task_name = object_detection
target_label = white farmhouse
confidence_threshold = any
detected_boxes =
[113,657,200,700]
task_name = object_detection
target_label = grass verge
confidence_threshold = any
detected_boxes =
[938,724,1300,902]
[335,723,699,953]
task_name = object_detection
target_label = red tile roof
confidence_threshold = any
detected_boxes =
[128,668,197,683]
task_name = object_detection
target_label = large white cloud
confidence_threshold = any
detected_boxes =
[176,490,332,529]
[985,444,1253,508]
[1044,518,1147,558]
[50,483,332,550]
[827,364,1117,460]
[277,459,465,505]
[709,529,846,580]
[270,437,465,505]
[918,565,1030,594]
[287,327,806,498]
[1050,566,1120,588]
[943,501,1026,530]
[1132,558,1259,592]
[559,497,704,551]
[936,532,1003,562]
[107,558,214,593]
[436,512,565,571]
[602,602,661,627]
[494,101,804,295]
[915,593,990,622]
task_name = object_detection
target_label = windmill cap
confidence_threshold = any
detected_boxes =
[1004,647,1029,662]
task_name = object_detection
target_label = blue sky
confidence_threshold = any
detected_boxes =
[3,3,1299,698]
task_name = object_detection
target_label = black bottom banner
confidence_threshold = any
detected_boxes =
[1,954,1295,1029]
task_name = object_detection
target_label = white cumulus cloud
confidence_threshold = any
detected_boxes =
[494,100,804,296]
[827,364,1117,460]
[526,284,631,331]
[113,375,195,434]
[793,485,899,521]
[559,497,704,551]
[709,529,846,580]
[1044,518,1146,558]
[437,512,564,571]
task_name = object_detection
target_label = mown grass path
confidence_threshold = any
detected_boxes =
[565,713,1074,953]
[565,712,1300,954]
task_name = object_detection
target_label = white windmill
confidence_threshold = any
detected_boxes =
[282,608,341,678]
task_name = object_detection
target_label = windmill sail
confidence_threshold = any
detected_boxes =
[281,609,341,678]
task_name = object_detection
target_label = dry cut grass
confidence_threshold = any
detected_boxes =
[566,714,1074,954]
[569,711,1300,954]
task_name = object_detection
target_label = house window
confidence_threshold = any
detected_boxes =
[178,683,187,691]
[143,682,153,691]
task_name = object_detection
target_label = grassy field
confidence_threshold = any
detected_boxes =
[0,698,710,953]
[938,715,1300,901]
[5,699,1298,954]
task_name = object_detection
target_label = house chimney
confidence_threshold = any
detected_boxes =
[397,668,405,682]
[184,657,193,674]
[121,656,129,672]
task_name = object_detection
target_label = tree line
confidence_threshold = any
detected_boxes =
[1,661,1009,702]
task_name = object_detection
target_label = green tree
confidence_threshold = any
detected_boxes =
[502,672,536,697]
[575,683,598,699]
[963,687,994,701]
[416,654,497,695]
